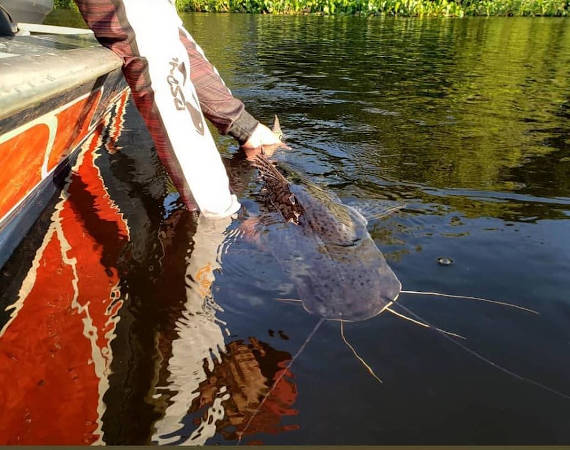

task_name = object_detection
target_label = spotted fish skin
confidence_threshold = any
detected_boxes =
[252,154,401,322]
[252,153,304,224]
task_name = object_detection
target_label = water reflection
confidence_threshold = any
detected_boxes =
[0,92,130,445]
[148,212,297,445]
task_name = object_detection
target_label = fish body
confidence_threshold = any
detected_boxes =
[252,154,401,322]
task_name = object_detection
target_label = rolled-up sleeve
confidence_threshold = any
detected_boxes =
[178,28,259,144]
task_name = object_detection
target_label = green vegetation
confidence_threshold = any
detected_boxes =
[177,0,569,15]
[54,0,77,8]
[53,0,568,16]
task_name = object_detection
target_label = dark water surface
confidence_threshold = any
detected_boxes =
[2,12,570,445]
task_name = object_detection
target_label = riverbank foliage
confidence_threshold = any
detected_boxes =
[55,0,568,16]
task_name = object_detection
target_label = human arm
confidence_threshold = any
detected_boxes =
[74,0,240,217]
[179,30,283,149]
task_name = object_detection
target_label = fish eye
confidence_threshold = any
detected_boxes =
[334,237,361,247]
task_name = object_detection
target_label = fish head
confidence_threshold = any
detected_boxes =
[255,152,401,322]
[274,185,402,322]
[292,235,402,322]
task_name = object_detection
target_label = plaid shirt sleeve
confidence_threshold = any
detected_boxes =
[178,29,259,144]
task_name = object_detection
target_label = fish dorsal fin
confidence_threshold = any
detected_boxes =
[272,115,283,140]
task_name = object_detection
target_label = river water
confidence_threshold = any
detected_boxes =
[1,12,569,445]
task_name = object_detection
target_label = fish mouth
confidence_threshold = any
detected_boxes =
[300,285,400,322]
[302,300,389,322]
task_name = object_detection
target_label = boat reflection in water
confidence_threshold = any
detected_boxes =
[0,92,130,445]
[150,212,297,445]
[0,95,296,445]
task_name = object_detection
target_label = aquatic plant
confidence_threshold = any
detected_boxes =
[170,0,568,16]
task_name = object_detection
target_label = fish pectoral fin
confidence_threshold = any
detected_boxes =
[275,298,303,303]
[347,200,406,222]
[238,216,263,243]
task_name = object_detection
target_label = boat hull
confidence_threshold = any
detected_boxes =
[0,27,128,266]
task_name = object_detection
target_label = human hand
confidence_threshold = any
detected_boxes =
[241,122,281,149]
[241,122,290,160]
